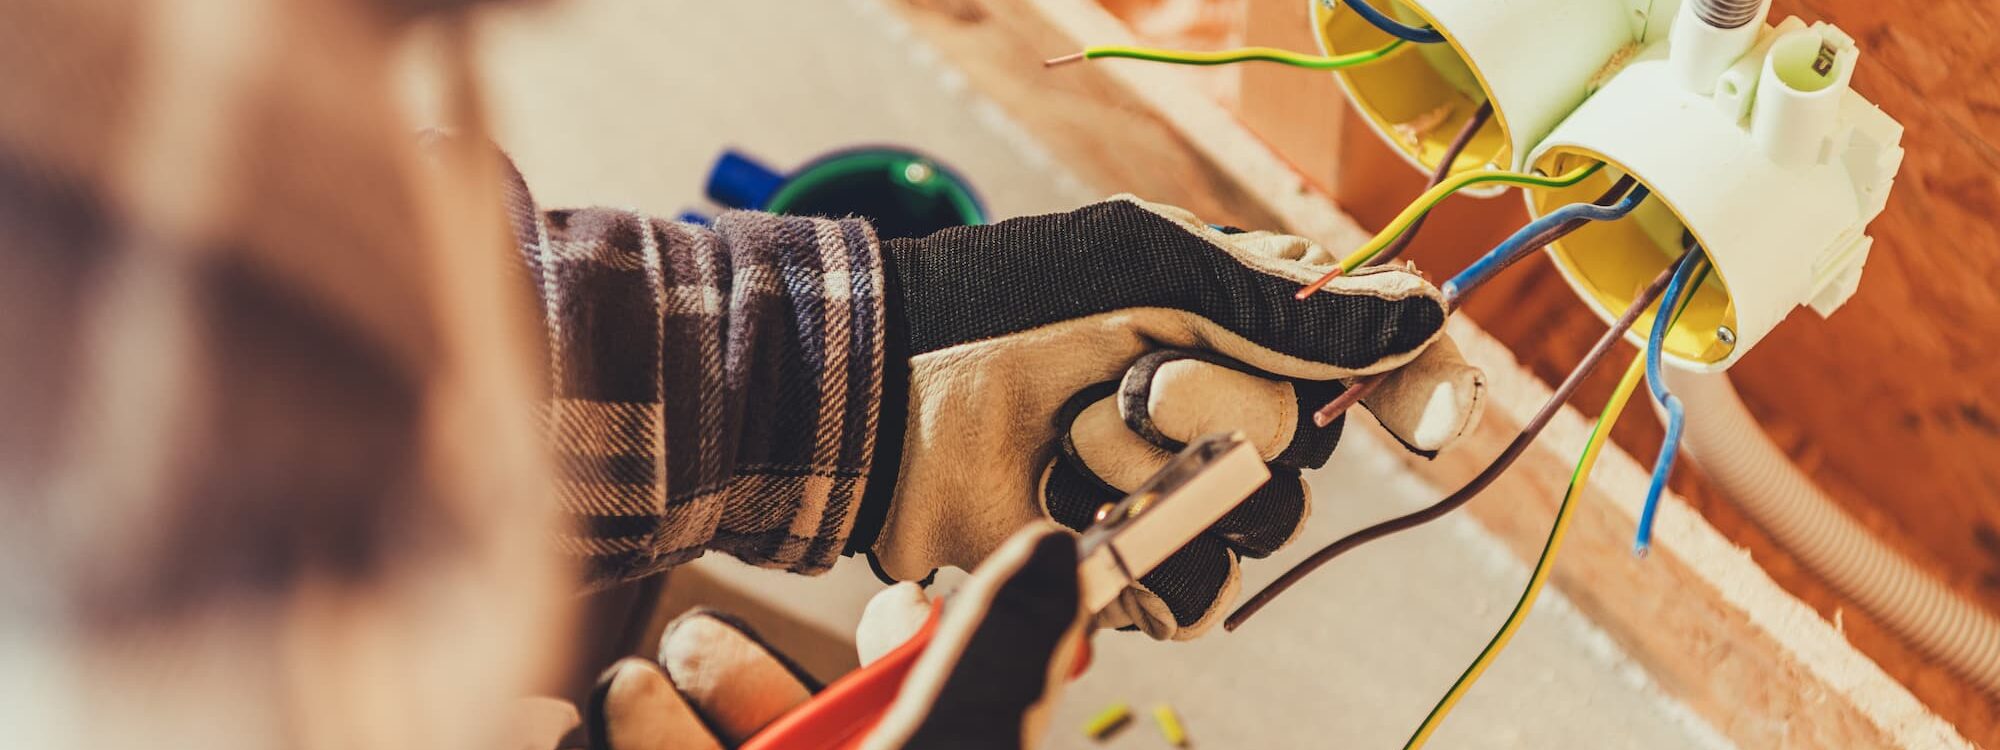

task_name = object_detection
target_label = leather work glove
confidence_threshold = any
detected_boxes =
[577,525,1089,750]
[856,196,1484,640]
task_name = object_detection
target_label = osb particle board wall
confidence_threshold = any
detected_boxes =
[1195,0,2000,743]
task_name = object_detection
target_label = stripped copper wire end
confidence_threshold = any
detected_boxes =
[1294,266,1345,300]
[1043,52,1086,67]
[1313,375,1382,427]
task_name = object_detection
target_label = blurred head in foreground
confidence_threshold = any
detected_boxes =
[0,0,568,747]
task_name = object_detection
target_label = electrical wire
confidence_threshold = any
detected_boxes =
[1405,351,1646,749]
[1339,0,1447,44]
[1297,106,1495,427]
[1043,39,1405,69]
[1294,161,1603,299]
[1404,255,1709,749]
[1445,176,1639,299]
[1303,168,1620,428]
[1227,255,1684,631]
[1633,241,1708,556]
[1441,177,1645,305]
[1309,375,1381,428]
[1364,101,1494,268]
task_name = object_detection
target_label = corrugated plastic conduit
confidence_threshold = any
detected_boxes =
[1669,370,2000,694]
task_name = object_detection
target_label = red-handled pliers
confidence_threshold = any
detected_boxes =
[741,433,1268,750]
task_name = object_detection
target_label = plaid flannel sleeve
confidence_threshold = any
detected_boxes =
[503,174,886,586]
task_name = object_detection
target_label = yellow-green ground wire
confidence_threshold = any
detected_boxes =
[1405,258,1713,749]
[1078,39,1406,69]
[1337,162,1605,272]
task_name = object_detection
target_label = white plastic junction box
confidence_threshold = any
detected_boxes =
[1308,0,1667,191]
[1309,0,1904,370]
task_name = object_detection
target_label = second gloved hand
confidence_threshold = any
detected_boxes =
[854,197,1485,639]
[582,525,1089,750]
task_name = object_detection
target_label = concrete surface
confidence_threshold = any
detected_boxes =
[460,1,1734,747]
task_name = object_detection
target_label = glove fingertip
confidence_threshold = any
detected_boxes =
[1361,335,1486,455]
[587,658,711,750]
[656,610,817,745]
[857,582,934,666]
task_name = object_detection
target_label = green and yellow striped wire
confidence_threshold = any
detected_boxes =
[1339,161,1603,272]
[1404,352,1642,749]
[1295,161,1604,300]
[1404,257,1713,749]
[1066,38,1405,69]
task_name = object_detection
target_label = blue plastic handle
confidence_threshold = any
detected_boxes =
[706,150,786,210]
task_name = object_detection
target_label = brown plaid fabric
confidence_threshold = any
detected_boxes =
[503,173,887,585]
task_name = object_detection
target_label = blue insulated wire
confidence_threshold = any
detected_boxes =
[1441,183,1650,305]
[1341,0,1447,44]
[1634,244,1705,556]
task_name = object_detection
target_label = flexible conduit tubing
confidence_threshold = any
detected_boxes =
[1667,369,2000,694]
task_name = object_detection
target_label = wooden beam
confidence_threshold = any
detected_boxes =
[877,0,1976,745]
[1236,0,1345,195]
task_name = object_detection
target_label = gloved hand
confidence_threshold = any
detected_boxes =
[857,196,1484,639]
[580,525,1088,750]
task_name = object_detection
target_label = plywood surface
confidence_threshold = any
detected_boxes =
[1737,0,2000,608]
